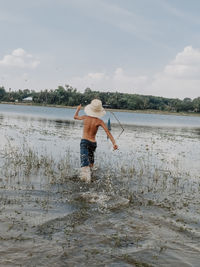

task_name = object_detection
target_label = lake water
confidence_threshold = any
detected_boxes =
[1,103,200,127]
[0,103,200,266]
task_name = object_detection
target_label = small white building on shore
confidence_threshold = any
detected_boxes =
[22,96,33,102]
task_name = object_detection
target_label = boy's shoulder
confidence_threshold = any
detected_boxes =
[85,116,103,124]
[85,116,101,120]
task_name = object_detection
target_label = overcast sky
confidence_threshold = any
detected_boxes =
[0,0,200,99]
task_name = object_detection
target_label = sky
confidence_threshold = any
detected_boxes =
[0,0,200,99]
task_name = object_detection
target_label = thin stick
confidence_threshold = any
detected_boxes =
[109,111,124,139]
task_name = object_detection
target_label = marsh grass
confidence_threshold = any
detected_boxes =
[93,148,200,212]
[0,141,78,189]
[0,139,199,212]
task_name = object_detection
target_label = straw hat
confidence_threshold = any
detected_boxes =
[84,99,106,118]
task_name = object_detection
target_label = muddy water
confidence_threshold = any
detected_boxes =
[0,105,200,266]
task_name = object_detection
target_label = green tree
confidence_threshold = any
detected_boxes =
[0,87,6,100]
[193,97,200,112]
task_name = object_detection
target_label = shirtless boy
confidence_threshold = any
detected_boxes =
[74,99,118,182]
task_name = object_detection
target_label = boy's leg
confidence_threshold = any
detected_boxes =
[80,166,91,183]
[88,143,97,170]
[80,140,91,183]
[80,140,89,167]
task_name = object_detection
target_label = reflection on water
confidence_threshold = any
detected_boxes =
[54,119,75,128]
[0,105,200,266]
[0,114,3,122]
[13,114,75,129]
[192,127,200,135]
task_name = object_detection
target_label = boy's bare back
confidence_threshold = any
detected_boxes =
[82,116,101,142]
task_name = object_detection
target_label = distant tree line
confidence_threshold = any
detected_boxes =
[0,85,200,113]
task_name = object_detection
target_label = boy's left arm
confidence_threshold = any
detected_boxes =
[74,104,86,120]
[100,120,118,150]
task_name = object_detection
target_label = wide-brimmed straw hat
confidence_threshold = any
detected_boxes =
[84,99,106,118]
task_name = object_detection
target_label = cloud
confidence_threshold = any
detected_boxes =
[150,46,200,98]
[1,45,200,99]
[113,68,147,86]
[87,72,107,81]
[67,67,148,93]
[163,46,200,79]
[0,48,40,69]
[67,46,200,99]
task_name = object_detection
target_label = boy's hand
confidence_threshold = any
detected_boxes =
[77,104,81,110]
[113,144,118,150]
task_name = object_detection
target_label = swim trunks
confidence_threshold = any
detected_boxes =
[80,139,97,167]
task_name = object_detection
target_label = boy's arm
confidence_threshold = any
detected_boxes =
[100,120,118,150]
[74,104,86,120]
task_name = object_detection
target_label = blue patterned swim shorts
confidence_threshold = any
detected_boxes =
[80,139,97,167]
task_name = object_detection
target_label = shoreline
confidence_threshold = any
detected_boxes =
[0,101,200,117]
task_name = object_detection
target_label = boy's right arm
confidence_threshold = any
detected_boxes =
[100,120,118,150]
[74,104,86,120]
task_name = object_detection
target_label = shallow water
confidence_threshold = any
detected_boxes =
[0,104,200,266]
